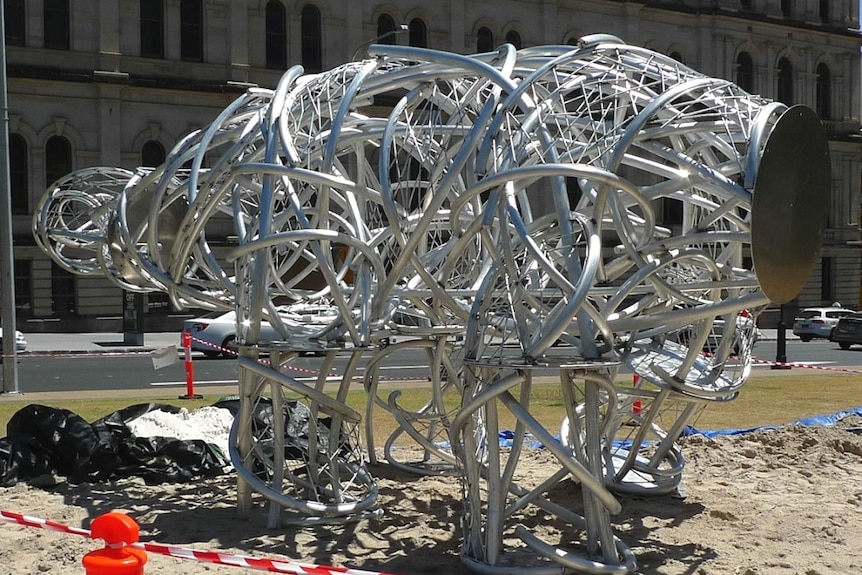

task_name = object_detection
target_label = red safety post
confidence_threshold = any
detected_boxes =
[179,331,202,400]
[82,512,148,575]
[632,374,642,415]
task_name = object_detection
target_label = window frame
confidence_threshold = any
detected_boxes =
[5,0,25,46]
[265,0,287,69]
[43,0,70,50]
[408,18,427,48]
[10,134,28,215]
[180,0,204,62]
[140,0,165,59]
[300,4,322,73]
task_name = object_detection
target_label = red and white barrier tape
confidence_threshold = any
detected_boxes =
[187,334,430,382]
[1,510,398,575]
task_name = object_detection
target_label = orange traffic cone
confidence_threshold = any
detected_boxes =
[82,512,148,575]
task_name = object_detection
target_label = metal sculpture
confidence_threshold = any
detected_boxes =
[34,35,830,574]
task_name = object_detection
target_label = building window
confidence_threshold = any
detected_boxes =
[377,14,397,44]
[44,0,70,50]
[776,57,793,104]
[821,257,834,304]
[5,0,25,46]
[780,0,791,18]
[740,0,752,10]
[265,1,287,69]
[180,0,203,62]
[505,30,521,49]
[815,63,831,120]
[736,51,754,93]
[45,136,72,189]
[409,18,427,48]
[819,1,828,22]
[662,198,684,226]
[14,260,31,316]
[566,177,582,208]
[141,141,166,167]
[477,26,493,53]
[10,134,28,215]
[141,1,165,59]
[51,261,76,315]
[301,4,322,73]
[669,51,683,64]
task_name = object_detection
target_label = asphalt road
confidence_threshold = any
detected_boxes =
[3,337,860,397]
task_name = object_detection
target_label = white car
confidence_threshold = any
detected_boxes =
[0,328,27,353]
[182,311,282,359]
[792,307,855,342]
[182,306,339,358]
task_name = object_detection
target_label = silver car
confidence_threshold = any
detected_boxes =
[792,307,855,342]
[182,306,339,358]
[182,311,281,359]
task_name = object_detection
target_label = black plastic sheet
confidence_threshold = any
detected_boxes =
[0,403,228,487]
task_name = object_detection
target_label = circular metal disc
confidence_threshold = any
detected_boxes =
[752,105,831,304]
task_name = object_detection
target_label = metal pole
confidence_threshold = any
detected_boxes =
[772,303,791,370]
[0,1,20,394]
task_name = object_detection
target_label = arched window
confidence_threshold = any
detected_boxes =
[44,0,70,50]
[301,4,322,73]
[477,27,494,53]
[409,18,427,48]
[815,63,831,120]
[10,134,28,215]
[377,14,397,44]
[736,51,754,93]
[669,51,683,64]
[505,30,521,49]
[14,260,32,315]
[45,136,72,189]
[5,0,25,46]
[180,0,203,62]
[776,57,793,104]
[51,261,76,315]
[141,141,166,167]
[141,1,165,58]
[265,1,287,69]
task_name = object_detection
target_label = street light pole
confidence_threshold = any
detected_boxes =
[0,0,20,394]
[351,24,409,61]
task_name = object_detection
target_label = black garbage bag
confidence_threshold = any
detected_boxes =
[0,403,231,488]
[213,396,349,460]
[116,436,228,484]
[5,404,120,483]
[0,436,56,487]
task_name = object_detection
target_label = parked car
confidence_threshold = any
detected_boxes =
[182,311,282,359]
[673,312,760,354]
[827,313,862,350]
[792,307,855,342]
[182,306,339,358]
[0,327,27,353]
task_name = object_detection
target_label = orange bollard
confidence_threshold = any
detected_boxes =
[82,512,148,575]
[179,331,202,400]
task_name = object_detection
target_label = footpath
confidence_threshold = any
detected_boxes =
[0,329,806,403]
[18,330,794,356]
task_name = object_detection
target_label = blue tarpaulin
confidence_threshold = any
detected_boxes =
[680,406,862,439]
[491,406,862,448]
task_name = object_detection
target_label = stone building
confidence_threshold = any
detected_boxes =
[4,0,861,332]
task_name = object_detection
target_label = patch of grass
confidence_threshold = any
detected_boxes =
[0,373,859,439]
